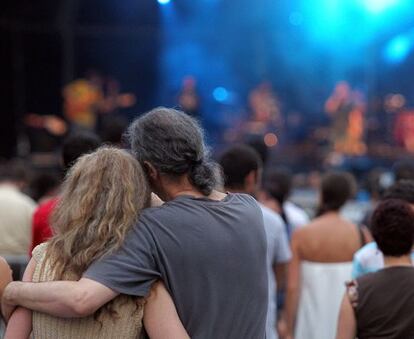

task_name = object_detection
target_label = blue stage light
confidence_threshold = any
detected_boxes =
[362,0,398,14]
[158,0,171,5]
[289,12,303,26]
[213,87,229,102]
[384,35,412,63]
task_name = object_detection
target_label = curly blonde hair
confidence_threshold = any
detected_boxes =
[45,146,150,282]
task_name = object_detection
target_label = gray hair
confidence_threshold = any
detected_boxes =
[127,107,218,196]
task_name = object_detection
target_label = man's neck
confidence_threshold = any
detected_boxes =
[160,177,227,202]
[159,175,204,201]
[383,254,412,268]
[225,187,252,197]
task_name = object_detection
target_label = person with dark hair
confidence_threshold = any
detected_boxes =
[62,132,102,170]
[30,132,101,252]
[352,180,414,278]
[0,160,36,255]
[316,171,357,216]
[393,159,414,181]
[284,171,371,339]
[99,116,129,147]
[29,172,61,204]
[337,199,414,339]
[261,168,309,237]
[359,168,391,229]
[4,107,268,339]
[247,137,269,165]
[219,144,291,339]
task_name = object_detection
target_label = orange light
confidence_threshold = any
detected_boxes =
[264,133,278,147]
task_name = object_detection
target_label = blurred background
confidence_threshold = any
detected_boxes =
[1,0,414,189]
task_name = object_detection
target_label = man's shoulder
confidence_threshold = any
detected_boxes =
[144,193,258,214]
[259,203,285,234]
[15,190,37,210]
[284,201,309,225]
[138,193,261,228]
[0,186,36,210]
[258,203,284,229]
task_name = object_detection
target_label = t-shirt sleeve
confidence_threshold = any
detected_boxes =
[274,221,292,264]
[83,220,161,297]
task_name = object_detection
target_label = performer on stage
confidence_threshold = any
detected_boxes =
[249,81,282,128]
[63,75,103,131]
[63,71,135,131]
[178,76,200,118]
[325,81,366,155]
[223,81,282,148]
[394,109,414,153]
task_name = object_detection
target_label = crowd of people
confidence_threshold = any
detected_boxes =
[0,106,413,338]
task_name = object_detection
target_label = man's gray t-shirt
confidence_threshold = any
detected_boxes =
[84,193,268,339]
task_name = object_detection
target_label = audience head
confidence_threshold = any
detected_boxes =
[0,159,32,190]
[247,137,269,166]
[371,199,414,257]
[62,132,101,170]
[383,180,414,205]
[366,169,389,201]
[317,171,356,216]
[127,107,217,199]
[100,116,128,147]
[263,168,292,206]
[49,147,150,279]
[29,172,61,202]
[218,144,262,195]
[393,160,414,182]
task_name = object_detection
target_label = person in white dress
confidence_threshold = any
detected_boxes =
[284,172,371,339]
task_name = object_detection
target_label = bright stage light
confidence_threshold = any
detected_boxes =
[264,133,278,147]
[289,12,303,26]
[158,0,171,5]
[384,35,412,63]
[213,87,229,102]
[362,0,398,14]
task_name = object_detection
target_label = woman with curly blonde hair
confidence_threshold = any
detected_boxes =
[5,147,188,339]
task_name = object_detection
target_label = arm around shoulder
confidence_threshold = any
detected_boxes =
[4,257,36,339]
[2,277,118,319]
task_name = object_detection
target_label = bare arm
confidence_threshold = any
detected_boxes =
[144,281,190,339]
[284,231,302,338]
[336,293,356,339]
[0,257,12,301]
[4,258,36,339]
[0,257,12,322]
[2,278,118,321]
[275,262,288,338]
[275,262,288,293]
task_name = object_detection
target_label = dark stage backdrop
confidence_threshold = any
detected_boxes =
[0,0,160,158]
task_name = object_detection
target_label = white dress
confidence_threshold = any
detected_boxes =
[295,261,352,339]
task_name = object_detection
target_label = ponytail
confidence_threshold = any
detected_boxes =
[189,159,217,196]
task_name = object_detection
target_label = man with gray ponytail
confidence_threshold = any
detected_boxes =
[127,107,218,199]
[4,107,268,339]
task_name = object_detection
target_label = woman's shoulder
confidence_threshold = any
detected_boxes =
[31,242,49,263]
